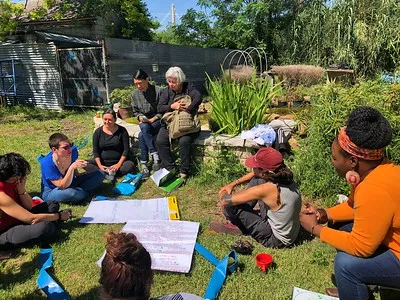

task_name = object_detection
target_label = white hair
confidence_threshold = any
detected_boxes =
[165,66,186,84]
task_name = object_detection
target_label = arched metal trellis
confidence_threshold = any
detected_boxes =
[221,47,268,75]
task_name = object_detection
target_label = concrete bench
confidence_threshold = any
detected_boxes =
[94,117,259,162]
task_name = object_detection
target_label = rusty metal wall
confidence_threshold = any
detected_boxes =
[0,43,62,109]
[105,38,233,93]
[58,47,107,107]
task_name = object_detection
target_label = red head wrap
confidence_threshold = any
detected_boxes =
[337,127,384,160]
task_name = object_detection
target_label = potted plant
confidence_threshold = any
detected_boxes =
[110,85,136,119]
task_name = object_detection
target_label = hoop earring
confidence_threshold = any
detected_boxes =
[345,170,360,186]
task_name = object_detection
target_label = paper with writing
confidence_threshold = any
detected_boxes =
[97,220,200,273]
[80,198,169,223]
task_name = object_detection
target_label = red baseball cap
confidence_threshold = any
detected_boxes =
[245,147,283,171]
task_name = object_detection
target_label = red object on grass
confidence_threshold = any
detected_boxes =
[256,253,273,272]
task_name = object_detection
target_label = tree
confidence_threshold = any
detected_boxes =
[161,0,400,76]
[0,0,24,41]
[80,0,159,40]
[23,0,159,40]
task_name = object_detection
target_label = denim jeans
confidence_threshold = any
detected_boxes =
[139,120,161,162]
[42,170,104,203]
[333,223,400,300]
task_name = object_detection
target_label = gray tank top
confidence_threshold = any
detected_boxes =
[266,182,302,245]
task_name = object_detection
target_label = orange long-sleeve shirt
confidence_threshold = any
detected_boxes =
[320,162,400,259]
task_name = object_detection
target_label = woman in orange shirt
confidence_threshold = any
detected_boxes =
[300,106,400,300]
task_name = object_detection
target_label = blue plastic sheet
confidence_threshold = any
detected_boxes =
[37,248,70,300]
[195,243,238,300]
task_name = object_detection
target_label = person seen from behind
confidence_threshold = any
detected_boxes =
[100,231,203,300]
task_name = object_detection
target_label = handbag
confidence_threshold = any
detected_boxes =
[162,95,201,139]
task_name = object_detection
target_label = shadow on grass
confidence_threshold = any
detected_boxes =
[0,252,40,290]
[7,290,45,300]
[75,287,100,299]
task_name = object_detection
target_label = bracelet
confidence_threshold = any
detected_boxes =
[235,180,240,186]
[57,212,62,220]
[18,191,27,195]
[222,194,233,207]
[311,224,319,236]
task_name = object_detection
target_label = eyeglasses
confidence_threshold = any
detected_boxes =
[58,143,73,151]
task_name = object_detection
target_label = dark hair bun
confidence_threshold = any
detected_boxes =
[105,232,150,268]
[346,106,392,149]
[133,69,148,80]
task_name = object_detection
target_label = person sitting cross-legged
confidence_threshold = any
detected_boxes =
[91,109,136,177]
[40,133,104,203]
[212,147,302,249]
[0,153,72,250]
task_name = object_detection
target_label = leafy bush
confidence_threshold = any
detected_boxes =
[207,71,280,135]
[109,85,136,107]
[193,147,247,186]
[293,81,400,205]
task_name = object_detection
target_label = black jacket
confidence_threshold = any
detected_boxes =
[157,82,202,115]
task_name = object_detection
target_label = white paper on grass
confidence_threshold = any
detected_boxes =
[292,287,339,300]
[97,220,200,273]
[150,168,170,186]
[79,198,169,223]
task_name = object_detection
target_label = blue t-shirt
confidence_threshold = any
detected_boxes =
[40,146,79,189]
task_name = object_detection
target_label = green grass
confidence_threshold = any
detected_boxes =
[0,107,340,300]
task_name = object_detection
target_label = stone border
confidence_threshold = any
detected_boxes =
[94,117,259,161]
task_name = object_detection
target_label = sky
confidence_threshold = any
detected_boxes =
[143,0,203,29]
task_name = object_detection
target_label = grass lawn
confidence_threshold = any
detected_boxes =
[0,107,338,300]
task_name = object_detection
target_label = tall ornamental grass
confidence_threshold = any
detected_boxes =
[293,81,400,205]
[206,71,281,135]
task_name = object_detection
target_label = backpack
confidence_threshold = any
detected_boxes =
[162,95,201,139]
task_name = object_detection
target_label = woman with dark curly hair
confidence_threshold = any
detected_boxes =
[0,153,71,249]
[100,231,202,300]
[300,106,400,299]
[211,147,302,249]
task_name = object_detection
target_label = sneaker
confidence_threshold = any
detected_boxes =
[152,160,161,172]
[209,221,243,235]
[141,163,150,179]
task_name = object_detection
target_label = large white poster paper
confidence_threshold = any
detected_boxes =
[97,220,200,273]
[80,198,169,223]
[292,287,339,300]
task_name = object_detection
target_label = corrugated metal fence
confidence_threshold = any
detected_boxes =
[0,43,62,109]
[0,38,236,109]
[106,38,233,93]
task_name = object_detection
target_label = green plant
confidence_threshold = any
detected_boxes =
[207,69,281,135]
[293,81,400,205]
[110,85,136,107]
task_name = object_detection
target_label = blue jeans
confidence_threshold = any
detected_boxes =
[333,223,400,299]
[138,120,161,162]
[42,170,104,203]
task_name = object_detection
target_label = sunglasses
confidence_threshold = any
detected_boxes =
[58,143,73,150]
